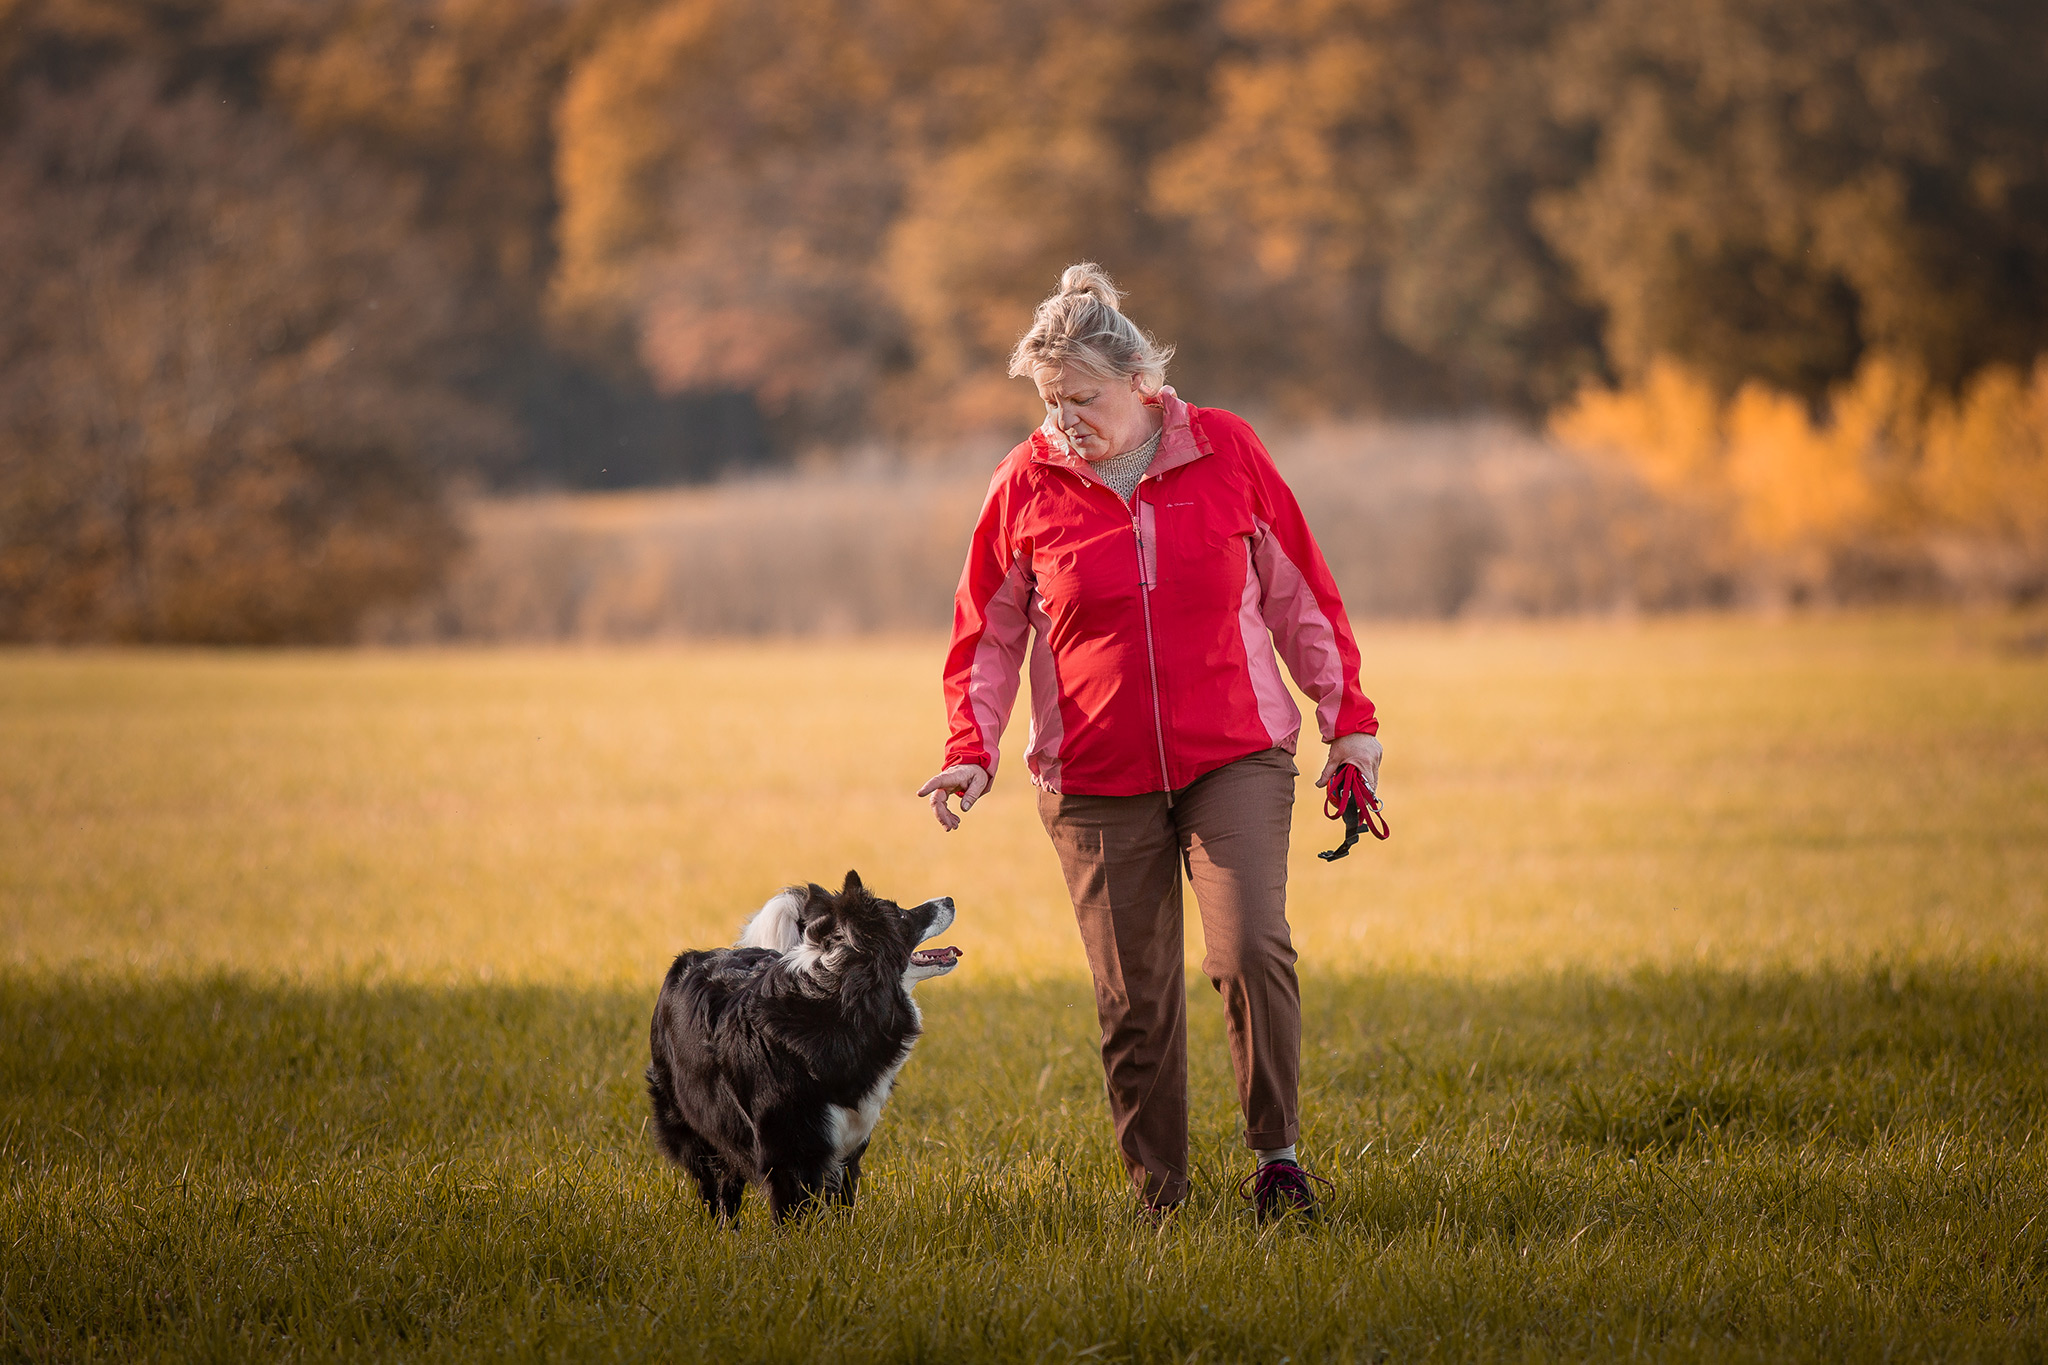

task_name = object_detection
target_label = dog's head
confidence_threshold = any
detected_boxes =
[786,870,960,990]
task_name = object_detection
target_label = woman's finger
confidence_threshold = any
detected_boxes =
[916,769,961,798]
[918,764,988,827]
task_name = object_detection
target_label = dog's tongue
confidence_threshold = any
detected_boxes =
[911,946,962,966]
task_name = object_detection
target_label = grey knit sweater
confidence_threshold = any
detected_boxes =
[1090,426,1163,504]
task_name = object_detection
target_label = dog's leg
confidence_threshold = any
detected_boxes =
[714,1164,747,1222]
[672,1130,728,1220]
[646,1088,719,1215]
[689,1153,728,1220]
[767,1164,830,1224]
[830,1141,869,1207]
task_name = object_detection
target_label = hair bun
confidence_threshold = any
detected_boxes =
[1009,261,1172,387]
[1058,262,1121,313]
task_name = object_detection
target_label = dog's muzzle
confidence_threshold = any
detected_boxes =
[908,897,961,975]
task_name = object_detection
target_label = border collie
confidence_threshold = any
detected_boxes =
[645,870,961,1222]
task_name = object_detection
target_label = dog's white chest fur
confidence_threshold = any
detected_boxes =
[827,1002,919,1160]
[827,1073,894,1159]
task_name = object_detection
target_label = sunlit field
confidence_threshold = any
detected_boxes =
[4,614,2046,1359]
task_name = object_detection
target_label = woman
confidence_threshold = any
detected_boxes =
[918,264,1383,1222]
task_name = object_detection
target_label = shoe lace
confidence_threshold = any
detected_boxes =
[1235,1161,1334,1205]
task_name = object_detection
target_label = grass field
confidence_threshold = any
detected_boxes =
[3,614,2046,1360]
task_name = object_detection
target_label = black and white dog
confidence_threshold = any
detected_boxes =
[645,870,961,1222]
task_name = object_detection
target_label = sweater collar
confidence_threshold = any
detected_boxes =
[1029,386,1210,481]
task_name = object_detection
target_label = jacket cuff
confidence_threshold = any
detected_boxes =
[943,746,998,777]
[1325,715,1379,742]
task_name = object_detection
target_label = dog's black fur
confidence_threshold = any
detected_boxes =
[645,870,957,1223]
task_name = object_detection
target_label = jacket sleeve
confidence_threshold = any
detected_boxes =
[940,464,1034,778]
[1238,423,1379,743]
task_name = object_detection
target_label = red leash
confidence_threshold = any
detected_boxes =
[1318,762,1388,861]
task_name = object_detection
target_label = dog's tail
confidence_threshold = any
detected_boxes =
[735,887,806,951]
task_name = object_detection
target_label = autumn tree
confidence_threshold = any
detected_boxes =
[0,65,501,641]
[1153,0,1607,412]
[551,0,923,449]
[5,0,2047,635]
[550,0,1232,442]
[1537,0,2048,400]
[883,0,1226,431]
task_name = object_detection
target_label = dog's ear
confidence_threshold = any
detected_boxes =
[842,869,864,895]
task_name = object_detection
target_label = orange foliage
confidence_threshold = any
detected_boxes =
[1551,353,2048,592]
[1921,361,2048,550]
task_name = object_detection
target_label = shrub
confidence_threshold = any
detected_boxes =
[1551,353,2048,603]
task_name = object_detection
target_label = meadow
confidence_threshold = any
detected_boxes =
[3,613,2046,1360]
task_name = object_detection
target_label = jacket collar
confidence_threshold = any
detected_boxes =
[1028,385,1211,481]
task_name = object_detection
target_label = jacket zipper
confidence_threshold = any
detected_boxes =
[1130,484,1174,803]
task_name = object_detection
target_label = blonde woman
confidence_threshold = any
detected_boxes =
[918,264,1383,1222]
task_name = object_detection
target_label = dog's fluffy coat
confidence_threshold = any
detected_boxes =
[645,870,959,1222]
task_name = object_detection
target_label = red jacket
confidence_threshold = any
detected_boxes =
[942,387,1377,796]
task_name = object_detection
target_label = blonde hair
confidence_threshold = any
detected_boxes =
[1007,263,1174,390]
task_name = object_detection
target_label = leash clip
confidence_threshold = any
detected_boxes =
[1318,762,1389,862]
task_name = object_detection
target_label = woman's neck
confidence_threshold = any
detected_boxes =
[1087,405,1164,464]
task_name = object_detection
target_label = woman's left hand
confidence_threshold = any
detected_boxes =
[1316,732,1383,794]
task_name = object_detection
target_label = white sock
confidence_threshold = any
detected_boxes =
[1256,1145,1297,1168]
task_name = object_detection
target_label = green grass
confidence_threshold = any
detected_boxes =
[7,968,2045,1361]
[3,613,2046,1359]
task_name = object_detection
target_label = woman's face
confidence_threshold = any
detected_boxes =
[1034,366,1155,463]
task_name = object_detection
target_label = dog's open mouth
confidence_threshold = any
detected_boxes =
[910,946,962,970]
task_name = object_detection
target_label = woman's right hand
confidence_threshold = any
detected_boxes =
[917,764,991,832]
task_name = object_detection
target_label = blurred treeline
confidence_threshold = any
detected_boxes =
[364,422,1731,642]
[3,0,2046,640]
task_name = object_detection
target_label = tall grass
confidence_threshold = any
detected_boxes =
[364,420,1732,643]
[5,967,2044,1360]
[2,614,2045,1358]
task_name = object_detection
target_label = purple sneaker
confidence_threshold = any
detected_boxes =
[1238,1160,1331,1222]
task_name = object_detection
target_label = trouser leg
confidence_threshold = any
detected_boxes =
[1176,748,1302,1151]
[1037,786,1189,1208]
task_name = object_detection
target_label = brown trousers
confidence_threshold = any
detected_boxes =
[1036,747,1301,1208]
